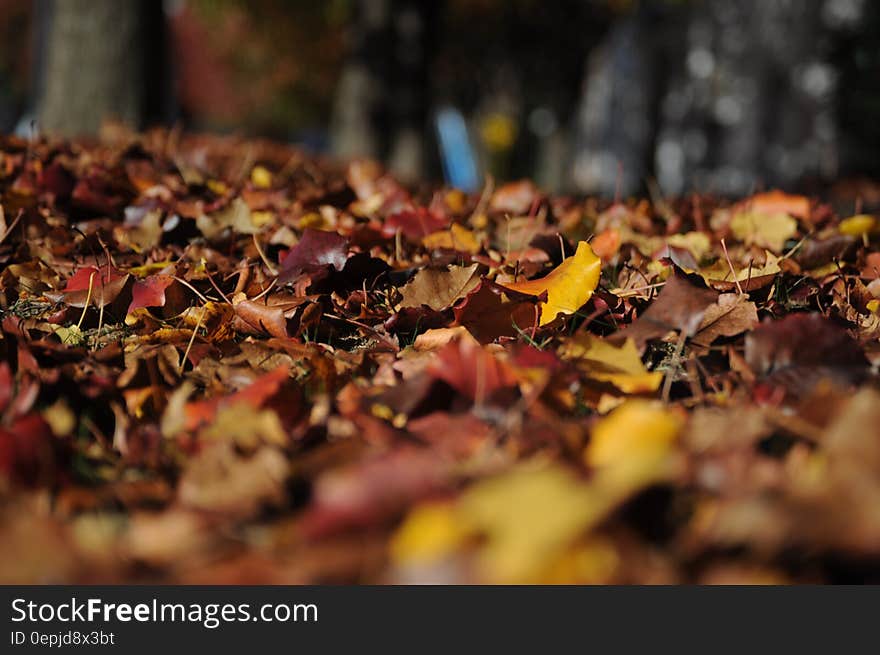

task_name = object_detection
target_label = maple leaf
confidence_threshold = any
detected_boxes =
[128,274,174,314]
[398,264,480,312]
[499,241,601,326]
[489,179,540,215]
[614,270,718,348]
[559,334,663,393]
[745,314,869,400]
[453,281,535,343]
[738,190,810,219]
[729,210,798,253]
[427,335,519,403]
[50,265,130,308]
[691,294,759,348]
[421,223,482,254]
[382,207,449,241]
[278,228,349,283]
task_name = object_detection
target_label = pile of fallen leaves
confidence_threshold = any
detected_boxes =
[1,129,880,584]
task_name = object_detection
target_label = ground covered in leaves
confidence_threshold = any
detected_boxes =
[2,130,880,583]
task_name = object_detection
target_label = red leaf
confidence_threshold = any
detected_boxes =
[50,265,129,308]
[453,281,536,343]
[428,336,519,402]
[0,362,11,415]
[278,229,349,283]
[382,207,449,241]
[38,161,75,199]
[746,314,869,400]
[128,275,174,314]
[299,448,452,539]
[183,365,291,433]
[489,179,540,215]
[0,414,56,488]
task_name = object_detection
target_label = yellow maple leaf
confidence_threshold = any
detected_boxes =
[200,402,288,450]
[666,231,711,262]
[839,214,876,237]
[390,502,467,566]
[422,223,481,254]
[500,241,601,326]
[560,334,662,393]
[250,165,272,189]
[457,463,600,582]
[585,400,682,489]
[700,250,781,290]
[729,210,797,253]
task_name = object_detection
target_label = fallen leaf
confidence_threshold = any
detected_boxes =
[427,335,519,403]
[390,501,466,566]
[422,223,481,254]
[278,228,349,283]
[838,214,876,237]
[411,326,472,352]
[746,314,870,399]
[399,264,480,311]
[730,210,798,253]
[457,462,597,582]
[128,274,174,314]
[382,208,449,241]
[613,270,718,348]
[233,299,289,338]
[178,443,289,517]
[559,334,662,393]
[499,241,601,325]
[489,180,539,215]
[50,265,130,308]
[197,197,258,239]
[586,400,682,472]
[738,190,810,219]
[692,294,759,347]
[453,281,536,343]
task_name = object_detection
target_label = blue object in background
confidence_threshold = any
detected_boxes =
[435,106,481,192]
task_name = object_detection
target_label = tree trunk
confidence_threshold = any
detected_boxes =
[39,0,145,136]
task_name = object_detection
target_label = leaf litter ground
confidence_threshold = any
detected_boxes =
[1,131,880,583]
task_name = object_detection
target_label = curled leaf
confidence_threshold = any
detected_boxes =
[499,241,601,326]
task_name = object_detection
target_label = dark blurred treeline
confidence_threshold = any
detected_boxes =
[0,0,877,197]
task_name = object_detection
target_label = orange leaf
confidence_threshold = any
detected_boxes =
[740,190,810,219]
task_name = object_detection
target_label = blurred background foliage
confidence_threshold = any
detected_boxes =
[0,0,877,198]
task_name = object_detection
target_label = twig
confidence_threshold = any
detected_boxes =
[204,267,231,303]
[76,271,97,330]
[612,281,667,298]
[253,232,278,276]
[179,307,205,374]
[0,209,23,246]
[720,238,744,297]
[171,275,211,304]
[251,278,276,302]
[322,313,398,350]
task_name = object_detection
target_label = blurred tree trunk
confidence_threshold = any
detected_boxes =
[39,0,167,136]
